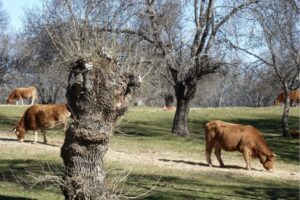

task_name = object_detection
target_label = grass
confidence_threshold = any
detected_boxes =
[0,105,299,199]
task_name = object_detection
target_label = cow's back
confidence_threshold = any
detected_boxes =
[23,104,70,130]
[205,120,262,152]
[20,87,37,98]
[22,105,39,130]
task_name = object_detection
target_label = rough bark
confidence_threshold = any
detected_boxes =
[61,58,139,199]
[282,90,291,137]
[172,97,190,136]
[171,80,196,136]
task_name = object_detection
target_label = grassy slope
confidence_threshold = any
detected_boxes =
[0,105,299,200]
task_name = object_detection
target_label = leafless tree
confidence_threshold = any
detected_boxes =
[0,0,9,83]
[229,0,299,137]
[0,1,8,33]
[125,0,258,136]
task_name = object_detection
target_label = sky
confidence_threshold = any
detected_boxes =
[1,0,41,31]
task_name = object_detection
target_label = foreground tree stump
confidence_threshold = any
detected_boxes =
[61,57,139,199]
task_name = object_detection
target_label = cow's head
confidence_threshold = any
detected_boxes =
[261,153,276,171]
[13,126,26,142]
[7,98,14,104]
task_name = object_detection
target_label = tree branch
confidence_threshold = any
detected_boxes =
[96,27,155,44]
[214,0,258,34]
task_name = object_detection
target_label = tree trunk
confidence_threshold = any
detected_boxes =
[61,58,139,199]
[282,93,291,137]
[172,97,190,136]
[171,81,195,136]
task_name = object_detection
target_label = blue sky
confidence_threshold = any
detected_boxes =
[1,0,41,31]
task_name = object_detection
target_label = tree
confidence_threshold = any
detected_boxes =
[256,0,299,137]
[140,0,258,136]
[61,58,140,199]
[0,0,9,83]
[229,0,299,137]
[24,0,144,198]
[0,1,8,33]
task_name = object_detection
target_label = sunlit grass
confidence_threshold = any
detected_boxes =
[0,105,299,199]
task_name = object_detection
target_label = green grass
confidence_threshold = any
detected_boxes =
[0,106,299,199]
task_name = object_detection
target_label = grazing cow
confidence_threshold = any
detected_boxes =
[7,86,38,105]
[163,106,176,111]
[204,120,276,171]
[14,104,70,144]
[274,90,300,107]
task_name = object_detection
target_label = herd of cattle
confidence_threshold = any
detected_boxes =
[3,86,300,171]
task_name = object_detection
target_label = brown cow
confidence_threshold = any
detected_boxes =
[204,120,276,171]
[7,86,38,105]
[274,90,300,107]
[14,104,70,144]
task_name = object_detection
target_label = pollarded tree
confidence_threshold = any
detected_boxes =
[61,57,140,199]
[29,0,143,198]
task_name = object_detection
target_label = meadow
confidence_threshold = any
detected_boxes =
[0,105,299,200]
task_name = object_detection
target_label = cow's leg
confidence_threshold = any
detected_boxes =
[20,98,24,105]
[33,131,38,143]
[30,97,34,105]
[243,148,252,170]
[214,143,224,167]
[205,138,215,167]
[41,130,47,144]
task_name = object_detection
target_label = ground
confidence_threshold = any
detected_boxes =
[0,131,298,181]
[0,106,299,199]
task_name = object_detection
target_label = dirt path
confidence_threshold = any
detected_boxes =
[107,147,300,181]
[0,133,299,181]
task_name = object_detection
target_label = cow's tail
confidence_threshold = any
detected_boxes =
[33,87,38,104]
[203,121,212,138]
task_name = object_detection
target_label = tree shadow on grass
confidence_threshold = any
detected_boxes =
[0,195,36,200]
[0,159,64,189]
[0,114,20,129]
[126,172,299,200]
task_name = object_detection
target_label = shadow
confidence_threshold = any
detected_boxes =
[125,172,299,200]
[35,141,60,147]
[158,158,252,170]
[0,137,60,147]
[0,195,36,200]
[158,158,208,167]
[0,137,17,142]
[0,114,21,129]
[0,159,64,187]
